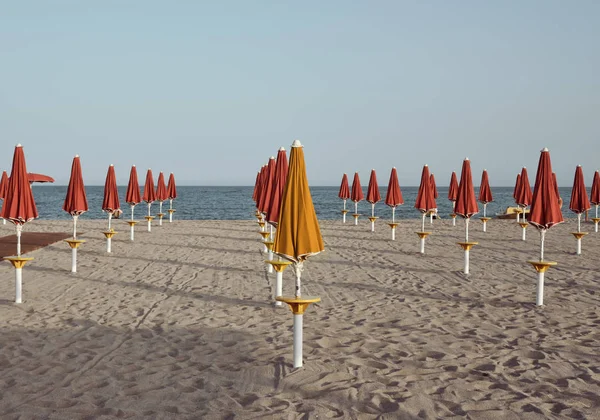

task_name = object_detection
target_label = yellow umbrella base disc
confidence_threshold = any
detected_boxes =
[127,221,139,226]
[457,241,478,251]
[276,296,321,315]
[168,209,176,214]
[388,223,399,228]
[368,217,379,222]
[341,210,349,214]
[103,231,117,239]
[571,232,588,240]
[527,260,557,273]
[4,256,34,269]
[480,217,491,222]
[450,213,457,218]
[263,240,274,251]
[518,222,529,229]
[144,216,155,221]
[415,232,432,239]
[265,260,292,272]
[157,213,165,218]
[259,232,271,239]
[64,239,86,249]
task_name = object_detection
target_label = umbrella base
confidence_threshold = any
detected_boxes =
[571,232,588,240]
[263,240,274,251]
[102,230,117,239]
[5,256,34,269]
[259,231,271,240]
[352,214,360,225]
[257,221,266,230]
[527,261,556,306]
[456,241,478,251]
[527,260,557,273]
[127,221,139,226]
[415,231,432,239]
[64,239,85,249]
[276,296,321,315]
[592,218,600,232]
[480,217,491,223]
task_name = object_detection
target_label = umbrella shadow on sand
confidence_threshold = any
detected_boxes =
[26,264,271,309]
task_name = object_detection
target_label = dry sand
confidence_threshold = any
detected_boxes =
[0,215,599,419]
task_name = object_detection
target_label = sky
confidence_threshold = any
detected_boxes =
[1,1,598,186]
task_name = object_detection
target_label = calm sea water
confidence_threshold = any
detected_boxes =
[28,185,582,221]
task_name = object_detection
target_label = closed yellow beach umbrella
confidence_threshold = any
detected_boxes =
[273,139,324,369]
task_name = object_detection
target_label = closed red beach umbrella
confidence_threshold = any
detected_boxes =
[126,165,141,207]
[454,158,479,221]
[266,147,288,226]
[252,171,261,203]
[63,155,89,218]
[102,165,120,219]
[143,169,156,204]
[338,174,350,201]
[517,168,532,208]
[552,172,561,206]
[569,166,591,238]
[0,170,8,200]
[351,172,364,204]
[385,167,403,224]
[448,172,459,203]
[513,173,521,200]
[366,170,381,204]
[1,144,39,303]
[1,144,39,253]
[166,173,178,222]
[255,165,266,210]
[478,170,493,204]
[590,171,600,205]
[259,157,276,214]
[415,165,436,214]
[156,172,168,202]
[430,174,438,200]
[529,149,564,234]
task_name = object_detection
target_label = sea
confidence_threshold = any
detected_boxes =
[28,186,583,221]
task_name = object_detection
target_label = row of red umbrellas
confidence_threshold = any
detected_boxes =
[253,148,289,227]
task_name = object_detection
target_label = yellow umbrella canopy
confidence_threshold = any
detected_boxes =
[274,140,324,262]
[273,140,324,295]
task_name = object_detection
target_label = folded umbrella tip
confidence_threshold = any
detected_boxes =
[75,154,79,158]
[110,164,114,166]
[16,143,22,147]
[291,139,302,147]
[270,156,275,160]
[279,146,285,151]
[541,147,549,152]
[465,157,469,160]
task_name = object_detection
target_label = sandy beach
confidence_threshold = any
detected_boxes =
[1,217,599,419]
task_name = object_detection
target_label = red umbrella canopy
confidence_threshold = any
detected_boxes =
[454,158,479,218]
[516,167,533,207]
[255,165,266,210]
[125,165,141,206]
[415,165,436,213]
[478,170,493,204]
[27,173,55,183]
[385,167,403,207]
[167,173,177,200]
[143,169,156,203]
[338,173,350,200]
[529,148,563,230]
[351,172,364,203]
[0,144,38,225]
[448,171,459,202]
[366,169,381,204]
[0,170,8,200]
[102,165,120,213]
[258,157,276,213]
[266,147,289,225]
[569,165,591,214]
[590,171,600,205]
[430,174,438,199]
[513,173,521,200]
[156,172,168,202]
[252,171,260,202]
[63,155,88,216]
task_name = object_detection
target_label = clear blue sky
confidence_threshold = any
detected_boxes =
[1,1,598,186]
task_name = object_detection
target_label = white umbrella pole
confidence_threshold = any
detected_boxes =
[342,199,346,223]
[3,218,5,225]
[159,201,163,226]
[267,245,273,274]
[147,203,152,232]
[371,203,375,232]
[483,204,487,232]
[577,213,581,233]
[392,207,395,223]
[464,218,470,274]
[72,247,77,273]
[73,215,78,239]
[293,265,303,368]
[420,214,426,254]
[275,271,283,306]
[16,224,22,256]
[596,205,599,232]
[483,203,487,218]
[391,207,396,241]
[452,202,456,226]
[15,267,22,304]
[430,211,433,224]
[108,213,112,230]
[536,230,546,306]
[516,206,520,223]
[354,202,358,225]
[169,199,173,222]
